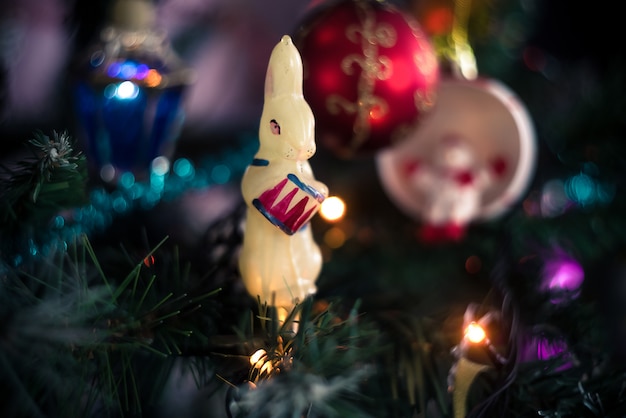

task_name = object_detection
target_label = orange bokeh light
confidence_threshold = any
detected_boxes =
[144,69,162,87]
[465,321,487,343]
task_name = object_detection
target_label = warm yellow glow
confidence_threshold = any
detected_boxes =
[250,349,267,367]
[277,307,289,324]
[464,321,486,343]
[260,361,273,375]
[320,196,346,221]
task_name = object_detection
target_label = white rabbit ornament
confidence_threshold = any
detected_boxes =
[238,35,329,311]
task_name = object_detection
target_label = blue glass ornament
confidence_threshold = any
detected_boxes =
[73,0,193,181]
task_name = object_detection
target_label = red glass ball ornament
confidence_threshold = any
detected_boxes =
[295,0,439,159]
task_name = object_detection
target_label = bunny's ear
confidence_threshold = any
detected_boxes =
[264,35,304,100]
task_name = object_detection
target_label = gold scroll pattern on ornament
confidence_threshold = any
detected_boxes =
[326,1,436,150]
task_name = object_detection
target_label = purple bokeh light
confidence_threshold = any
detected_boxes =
[519,333,572,371]
[542,256,584,304]
[537,336,568,360]
[106,61,122,78]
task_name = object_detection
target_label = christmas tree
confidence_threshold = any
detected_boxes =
[0,0,624,417]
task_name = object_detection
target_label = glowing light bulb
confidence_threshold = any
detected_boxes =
[465,321,486,344]
[320,196,346,221]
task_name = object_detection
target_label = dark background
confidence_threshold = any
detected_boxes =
[1,0,620,155]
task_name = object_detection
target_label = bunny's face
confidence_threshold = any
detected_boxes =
[256,35,318,163]
[259,96,316,161]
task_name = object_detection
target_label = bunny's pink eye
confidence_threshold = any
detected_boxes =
[270,119,281,135]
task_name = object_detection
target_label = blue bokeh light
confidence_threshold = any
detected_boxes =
[90,51,105,67]
[119,171,136,189]
[174,158,194,178]
[112,193,129,213]
[565,173,596,206]
[119,61,138,79]
[10,134,258,263]
[107,61,122,78]
[211,164,231,184]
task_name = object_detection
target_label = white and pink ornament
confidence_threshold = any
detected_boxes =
[377,77,536,242]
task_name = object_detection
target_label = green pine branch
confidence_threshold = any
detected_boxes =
[0,233,223,418]
[0,130,89,260]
